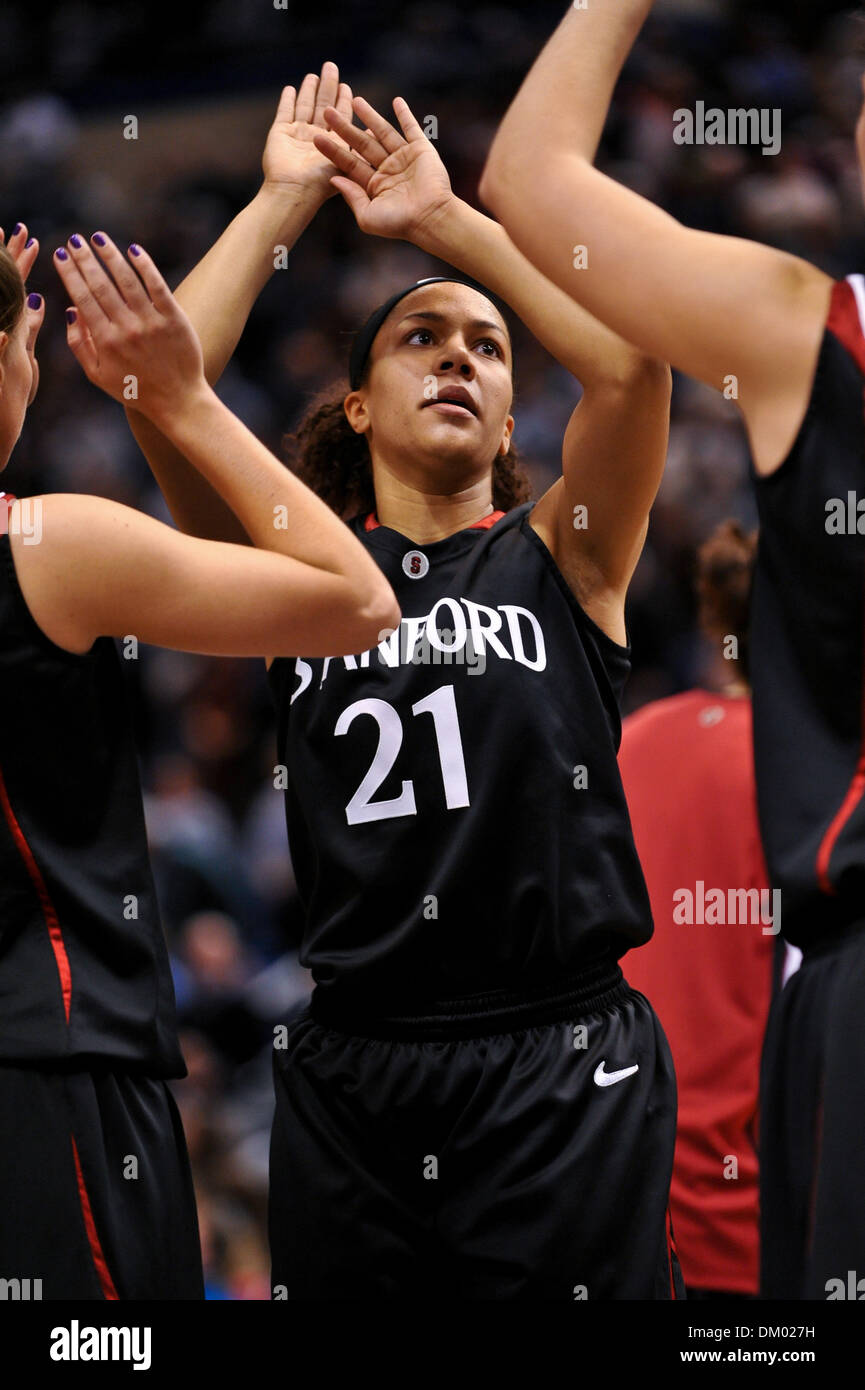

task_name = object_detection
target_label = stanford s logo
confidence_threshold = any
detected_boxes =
[402,550,430,579]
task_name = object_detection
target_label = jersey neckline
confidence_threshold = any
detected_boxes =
[363,507,505,537]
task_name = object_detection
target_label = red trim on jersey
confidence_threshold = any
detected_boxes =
[0,492,72,1017]
[466,509,504,530]
[0,492,16,536]
[815,282,865,895]
[70,1135,119,1300]
[0,760,72,1021]
[816,764,865,895]
[826,280,865,376]
[364,508,504,533]
[667,1208,679,1300]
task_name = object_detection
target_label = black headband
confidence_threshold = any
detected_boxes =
[348,276,508,390]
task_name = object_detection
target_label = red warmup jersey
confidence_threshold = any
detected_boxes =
[619,690,775,1294]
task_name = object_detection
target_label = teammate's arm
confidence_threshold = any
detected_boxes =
[479,0,833,478]
[315,95,670,637]
[403,196,671,625]
[125,64,353,543]
[10,493,395,659]
[11,232,398,658]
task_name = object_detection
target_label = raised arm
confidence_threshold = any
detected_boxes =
[479,1,833,477]
[9,232,398,661]
[126,64,353,542]
[315,95,671,640]
[318,96,654,389]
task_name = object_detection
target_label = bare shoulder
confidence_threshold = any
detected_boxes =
[747,256,835,476]
[8,493,140,655]
[527,481,628,646]
[11,491,144,543]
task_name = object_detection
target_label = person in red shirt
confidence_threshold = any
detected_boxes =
[619,521,782,1298]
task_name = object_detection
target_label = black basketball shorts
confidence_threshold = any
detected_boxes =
[0,1064,203,1300]
[760,920,865,1300]
[269,953,681,1300]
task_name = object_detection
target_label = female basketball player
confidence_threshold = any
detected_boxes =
[0,222,397,1299]
[481,0,865,1300]
[130,66,680,1300]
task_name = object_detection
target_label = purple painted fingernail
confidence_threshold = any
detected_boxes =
[25,238,35,249]
[92,232,106,247]
[55,247,68,261]
[69,234,83,249]
[65,308,77,324]
[12,223,22,236]
[27,293,41,310]
[128,243,141,257]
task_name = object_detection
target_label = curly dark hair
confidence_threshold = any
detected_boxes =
[284,383,533,521]
[696,518,758,680]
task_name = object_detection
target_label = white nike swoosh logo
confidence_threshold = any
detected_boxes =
[593,1060,639,1087]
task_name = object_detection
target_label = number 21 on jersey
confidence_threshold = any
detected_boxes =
[335,683,469,825]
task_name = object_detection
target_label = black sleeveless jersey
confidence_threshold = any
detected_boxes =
[269,501,653,1008]
[750,275,865,947]
[0,496,184,1074]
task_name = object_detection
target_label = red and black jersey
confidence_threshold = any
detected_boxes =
[269,502,654,1009]
[0,495,184,1074]
[750,276,865,947]
[619,690,775,1294]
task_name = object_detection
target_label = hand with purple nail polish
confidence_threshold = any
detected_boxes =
[53,228,205,423]
[0,221,40,286]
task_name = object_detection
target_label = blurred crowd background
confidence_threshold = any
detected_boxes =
[1,0,863,1296]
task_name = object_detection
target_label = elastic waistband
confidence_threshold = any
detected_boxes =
[309,951,627,1041]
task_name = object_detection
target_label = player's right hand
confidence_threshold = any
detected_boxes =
[313,95,455,246]
[54,232,206,423]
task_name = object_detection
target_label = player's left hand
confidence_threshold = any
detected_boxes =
[262,63,354,205]
[0,220,40,283]
[313,95,455,245]
[0,221,44,400]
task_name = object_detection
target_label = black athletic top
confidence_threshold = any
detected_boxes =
[750,275,865,948]
[0,495,185,1074]
[269,501,653,1009]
